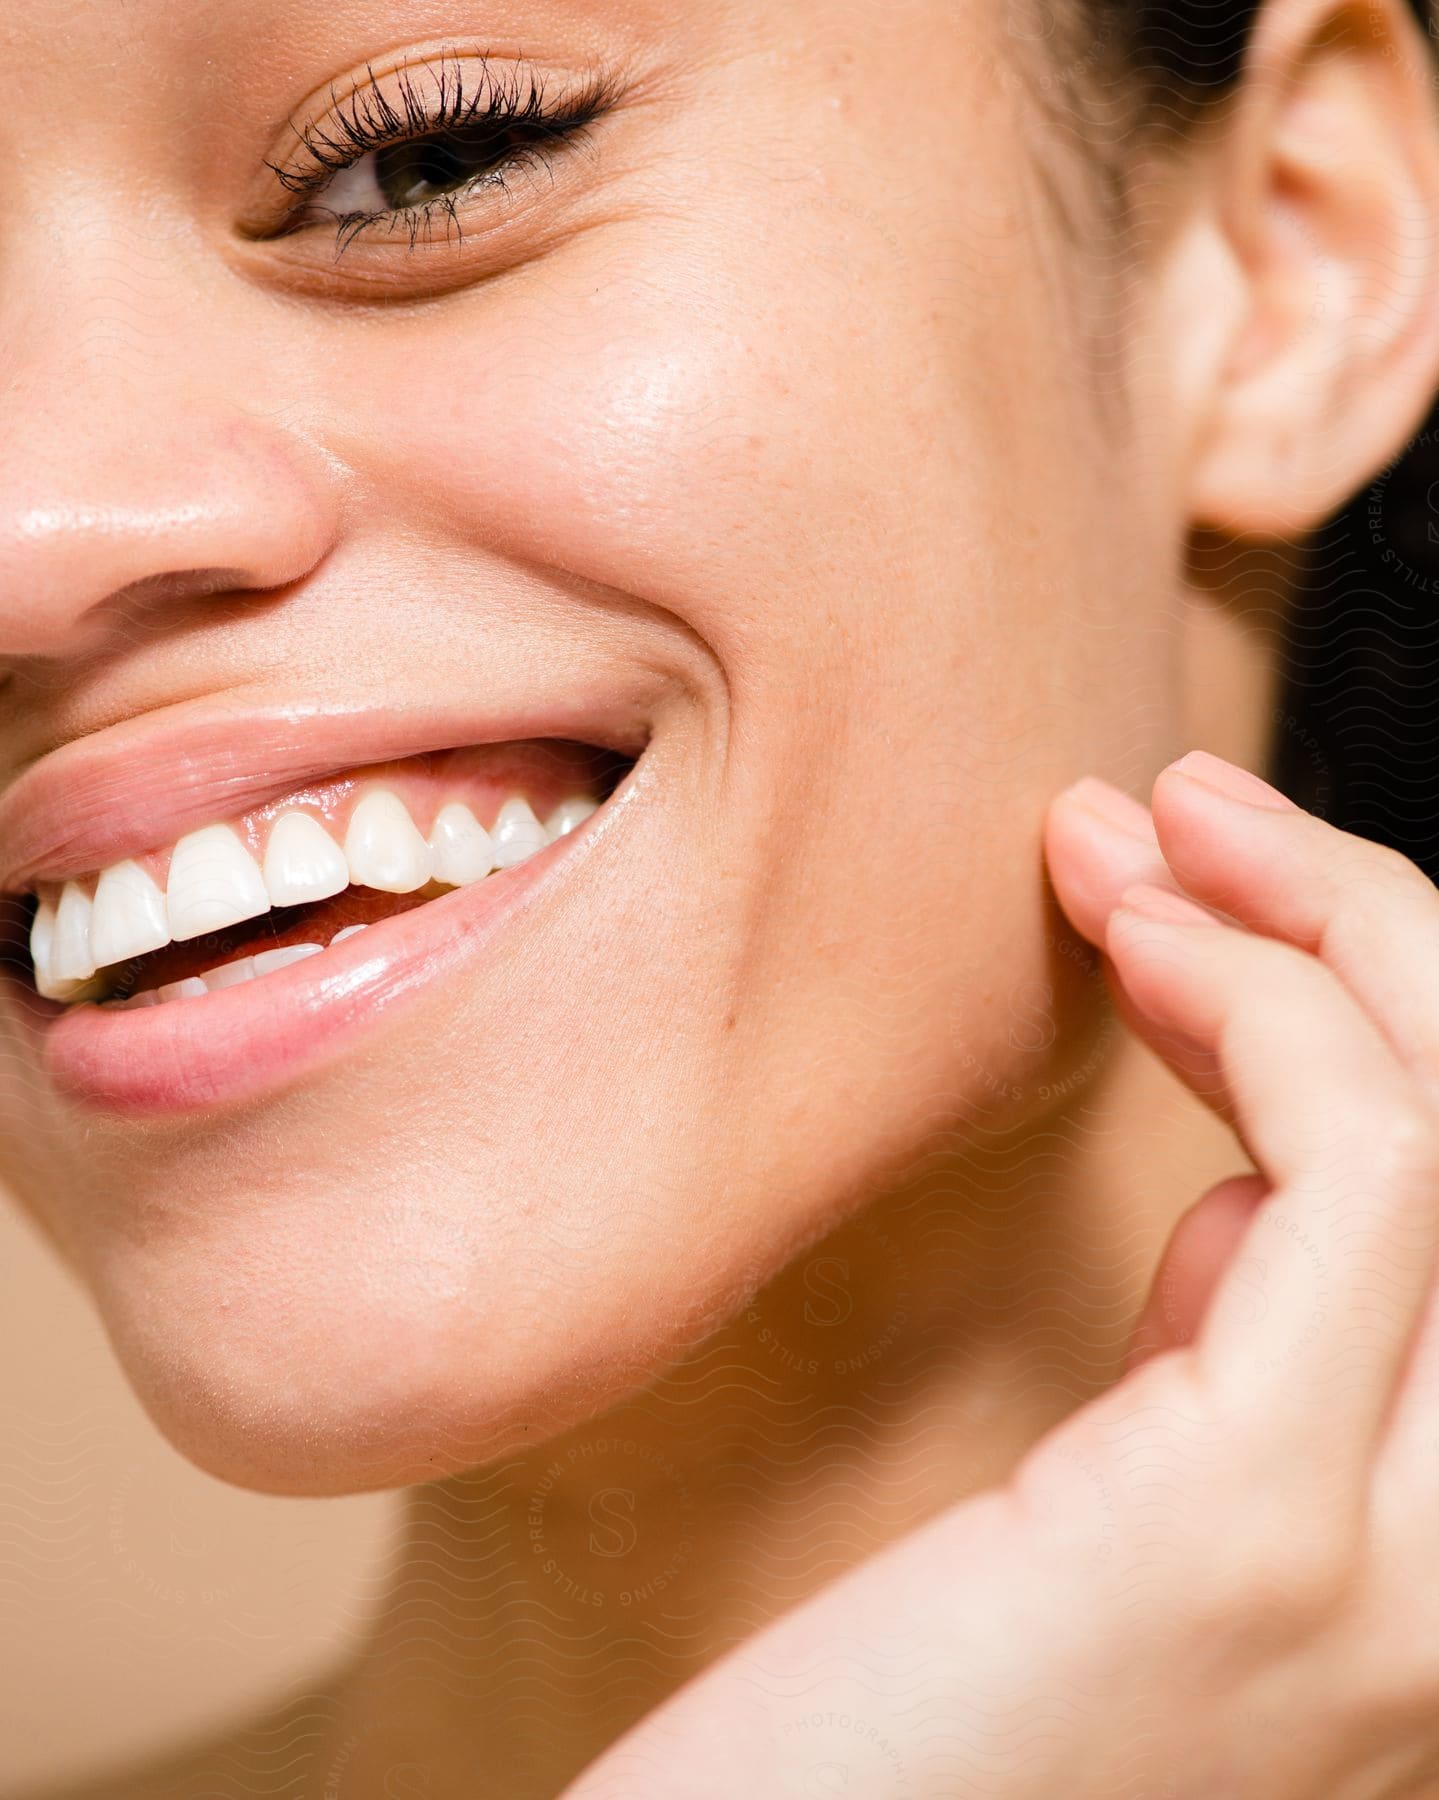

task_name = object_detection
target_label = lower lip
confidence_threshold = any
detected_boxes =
[5,825,596,1118]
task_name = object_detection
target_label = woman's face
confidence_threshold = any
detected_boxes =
[0,0,1176,1492]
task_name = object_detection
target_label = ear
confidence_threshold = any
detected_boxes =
[1179,0,1439,537]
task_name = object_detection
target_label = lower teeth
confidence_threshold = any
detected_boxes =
[103,922,369,1011]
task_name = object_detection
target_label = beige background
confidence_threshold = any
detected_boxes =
[0,1189,399,1793]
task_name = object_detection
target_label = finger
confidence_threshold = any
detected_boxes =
[1125,1174,1269,1372]
[1105,883,1439,1460]
[1373,1278,1439,1513]
[1042,777,1175,947]
[1151,750,1439,1084]
[1101,952,1236,1132]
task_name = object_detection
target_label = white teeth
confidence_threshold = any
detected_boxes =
[29,897,61,998]
[254,943,323,976]
[201,956,258,991]
[428,803,495,886]
[30,896,103,1002]
[490,796,547,869]
[191,944,326,992]
[167,825,271,943]
[544,795,599,841]
[90,860,170,967]
[263,812,350,909]
[133,942,324,1008]
[33,782,599,1006]
[343,789,432,893]
[53,881,97,982]
[158,976,207,1003]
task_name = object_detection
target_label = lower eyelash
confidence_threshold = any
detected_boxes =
[327,140,586,257]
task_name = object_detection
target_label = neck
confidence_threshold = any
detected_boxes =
[314,1016,1244,1800]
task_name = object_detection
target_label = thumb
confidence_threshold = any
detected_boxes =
[1125,1173,1270,1373]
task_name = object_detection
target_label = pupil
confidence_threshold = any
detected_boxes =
[374,127,511,209]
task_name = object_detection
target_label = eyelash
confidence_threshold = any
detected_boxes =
[266,55,623,254]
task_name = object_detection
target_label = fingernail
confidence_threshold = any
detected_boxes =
[1061,777,1155,840]
[1167,750,1295,813]
[1115,882,1219,927]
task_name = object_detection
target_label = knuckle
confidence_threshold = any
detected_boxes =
[1329,834,1427,903]
[1318,839,1439,974]
[1273,1530,1359,1623]
[1185,1466,1359,1639]
[1365,838,1436,898]
[1370,1103,1439,1191]
[1210,1534,1356,1642]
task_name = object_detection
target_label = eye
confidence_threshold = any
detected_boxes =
[256,56,629,256]
[315,120,552,218]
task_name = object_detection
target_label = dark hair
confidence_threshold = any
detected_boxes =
[1079,0,1439,876]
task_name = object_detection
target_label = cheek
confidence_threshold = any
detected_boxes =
[330,222,965,674]
[341,279,766,614]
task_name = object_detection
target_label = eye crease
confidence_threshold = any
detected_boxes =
[261,53,625,252]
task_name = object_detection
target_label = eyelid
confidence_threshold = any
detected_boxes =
[229,48,661,298]
[243,49,629,235]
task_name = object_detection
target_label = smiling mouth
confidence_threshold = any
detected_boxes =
[7,738,632,1011]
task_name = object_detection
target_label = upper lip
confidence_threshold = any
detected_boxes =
[0,694,651,895]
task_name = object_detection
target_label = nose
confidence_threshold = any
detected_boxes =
[0,276,339,660]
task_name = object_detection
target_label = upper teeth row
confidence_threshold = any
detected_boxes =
[29,789,598,1001]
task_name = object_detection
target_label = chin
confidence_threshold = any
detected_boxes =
[77,1138,759,1497]
[92,1250,637,1498]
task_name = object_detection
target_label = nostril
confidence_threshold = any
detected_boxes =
[0,400,341,661]
[107,567,254,609]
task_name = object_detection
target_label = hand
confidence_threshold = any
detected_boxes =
[561,752,1439,1800]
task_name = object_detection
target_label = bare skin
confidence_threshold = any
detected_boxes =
[6,0,1439,1794]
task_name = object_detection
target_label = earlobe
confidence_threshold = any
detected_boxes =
[1184,0,1439,538]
